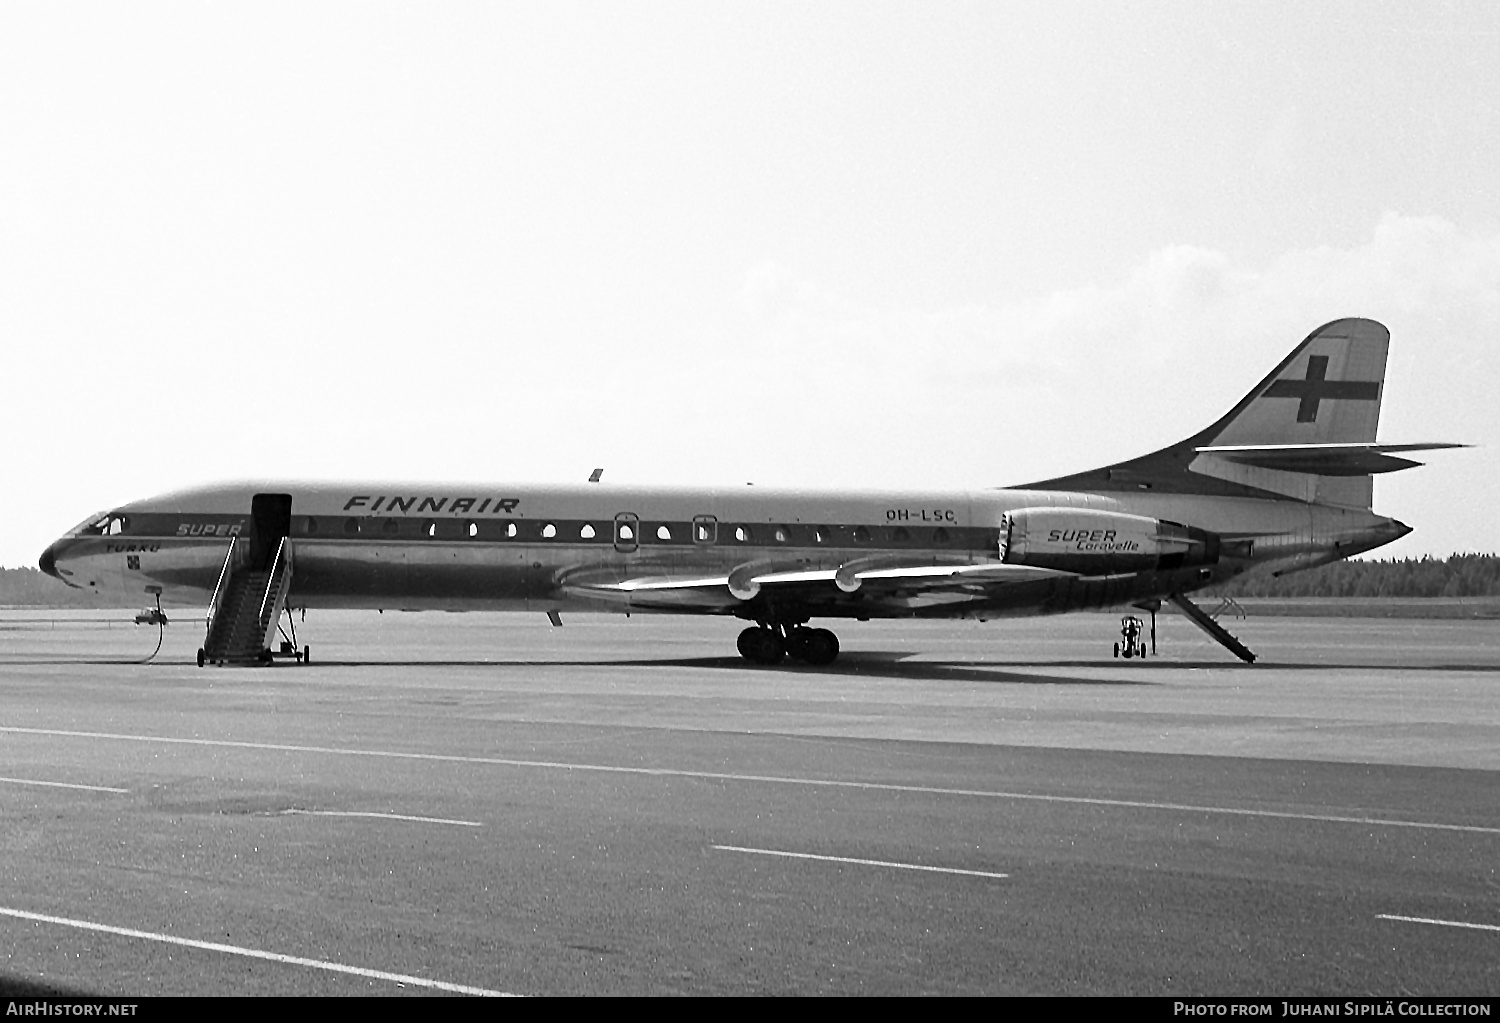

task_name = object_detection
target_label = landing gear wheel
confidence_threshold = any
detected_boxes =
[801,628,839,666]
[196,647,206,668]
[736,627,785,665]
[303,646,310,664]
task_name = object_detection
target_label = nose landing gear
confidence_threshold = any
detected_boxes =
[737,624,840,666]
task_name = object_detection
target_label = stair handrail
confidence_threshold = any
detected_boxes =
[258,537,296,653]
[258,536,290,629]
[205,538,241,641]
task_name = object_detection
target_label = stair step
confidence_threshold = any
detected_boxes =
[203,556,292,666]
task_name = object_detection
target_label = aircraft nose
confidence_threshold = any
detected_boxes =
[1387,518,1413,541]
[39,542,60,579]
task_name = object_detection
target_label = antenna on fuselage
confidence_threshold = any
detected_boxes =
[588,468,603,483]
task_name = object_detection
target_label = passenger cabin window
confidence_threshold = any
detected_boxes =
[693,516,716,544]
[892,526,910,542]
[853,526,871,543]
[383,518,399,535]
[424,521,436,538]
[734,526,750,543]
[344,518,359,535]
[656,525,672,541]
[467,522,478,538]
[542,523,557,538]
[614,513,640,553]
[933,527,950,545]
[306,517,320,535]
[581,524,596,539]
[814,526,829,544]
[504,522,518,538]
[774,526,789,544]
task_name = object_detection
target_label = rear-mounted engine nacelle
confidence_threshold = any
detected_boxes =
[1002,508,1220,574]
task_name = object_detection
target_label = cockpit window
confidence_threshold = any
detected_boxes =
[78,513,128,536]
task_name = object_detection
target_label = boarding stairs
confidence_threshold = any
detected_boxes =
[1169,591,1256,664]
[200,537,297,666]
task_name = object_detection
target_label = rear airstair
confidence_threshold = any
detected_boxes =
[1169,591,1257,664]
[199,536,302,666]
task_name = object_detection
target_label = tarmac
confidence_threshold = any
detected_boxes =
[0,609,1497,996]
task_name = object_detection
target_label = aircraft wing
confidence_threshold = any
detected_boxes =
[561,559,1075,613]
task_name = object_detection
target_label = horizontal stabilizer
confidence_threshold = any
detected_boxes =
[1194,442,1468,477]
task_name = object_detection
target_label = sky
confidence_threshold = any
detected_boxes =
[2,1,1497,568]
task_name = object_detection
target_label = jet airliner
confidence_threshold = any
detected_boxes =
[38,319,1460,666]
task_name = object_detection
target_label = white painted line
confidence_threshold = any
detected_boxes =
[0,906,518,996]
[280,809,482,827]
[1377,914,1500,934]
[5,725,1497,836]
[0,776,128,794]
[714,844,1008,879]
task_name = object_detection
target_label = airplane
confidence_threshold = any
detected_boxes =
[38,318,1462,668]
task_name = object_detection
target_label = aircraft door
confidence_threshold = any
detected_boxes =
[251,493,293,570]
[613,513,639,553]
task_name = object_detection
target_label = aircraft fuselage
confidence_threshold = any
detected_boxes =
[39,480,1407,622]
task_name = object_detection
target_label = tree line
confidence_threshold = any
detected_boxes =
[1206,553,1500,599]
[0,567,120,608]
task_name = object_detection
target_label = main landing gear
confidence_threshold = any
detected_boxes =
[736,625,840,666]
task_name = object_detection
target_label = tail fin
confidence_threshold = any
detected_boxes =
[1021,318,1460,508]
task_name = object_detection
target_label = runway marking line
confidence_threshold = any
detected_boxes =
[4,725,1498,836]
[1377,914,1500,934]
[0,776,128,794]
[0,906,517,996]
[279,809,483,827]
[714,845,1008,879]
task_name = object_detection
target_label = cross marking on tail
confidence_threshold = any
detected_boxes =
[1262,355,1381,423]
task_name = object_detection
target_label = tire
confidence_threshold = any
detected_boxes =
[736,627,760,661]
[745,629,785,665]
[196,648,205,668]
[801,628,839,666]
[1113,643,1119,658]
[303,646,310,664]
[784,628,811,661]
